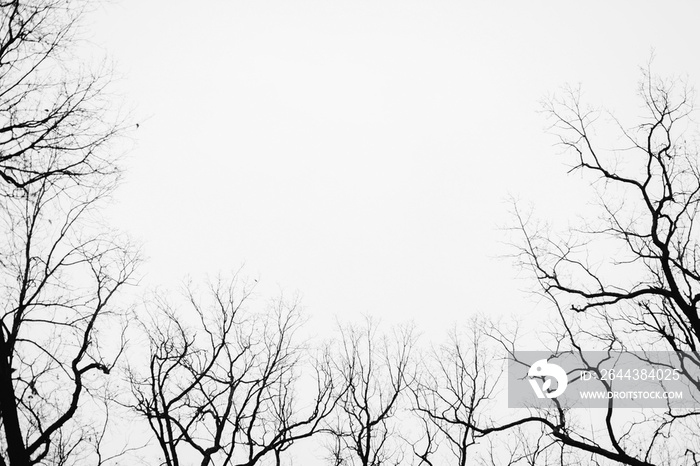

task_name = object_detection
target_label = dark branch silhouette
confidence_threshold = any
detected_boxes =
[0,0,126,194]
[468,66,700,466]
[326,317,415,466]
[128,279,339,466]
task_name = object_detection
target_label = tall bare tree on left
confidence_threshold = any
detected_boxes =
[0,1,137,465]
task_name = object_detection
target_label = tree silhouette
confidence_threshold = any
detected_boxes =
[410,320,500,466]
[128,279,339,466]
[0,0,125,194]
[326,318,415,466]
[0,2,135,465]
[466,67,700,466]
[0,174,138,466]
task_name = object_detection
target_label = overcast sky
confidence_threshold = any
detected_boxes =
[89,1,700,337]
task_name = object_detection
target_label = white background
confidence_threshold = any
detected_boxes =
[92,2,700,332]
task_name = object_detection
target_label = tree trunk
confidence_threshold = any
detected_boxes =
[0,341,29,466]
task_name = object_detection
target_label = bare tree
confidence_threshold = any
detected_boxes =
[128,278,338,466]
[410,320,501,466]
[0,173,138,466]
[326,318,415,466]
[466,66,700,465]
[0,2,135,464]
[0,0,125,193]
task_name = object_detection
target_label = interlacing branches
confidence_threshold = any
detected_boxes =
[128,279,339,466]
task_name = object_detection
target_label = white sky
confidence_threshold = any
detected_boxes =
[90,1,700,337]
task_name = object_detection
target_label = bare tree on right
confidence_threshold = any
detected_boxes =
[465,68,700,465]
